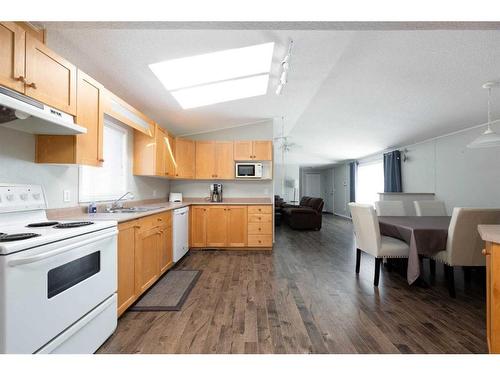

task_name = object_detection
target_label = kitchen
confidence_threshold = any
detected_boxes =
[0,21,274,354]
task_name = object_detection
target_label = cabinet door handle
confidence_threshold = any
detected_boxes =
[482,249,490,256]
[15,76,26,83]
[25,82,37,89]
[134,225,141,229]
[98,158,105,162]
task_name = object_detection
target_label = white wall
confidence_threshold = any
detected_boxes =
[0,126,170,209]
[170,121,274,199]
[401,126,500,213]
[333,163,350,217]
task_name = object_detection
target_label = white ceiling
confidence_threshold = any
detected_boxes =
[43,23,500,166]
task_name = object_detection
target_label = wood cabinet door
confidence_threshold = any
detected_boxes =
[25,34,77,115]
[195,141,216,179]
[75,70,104,166]
[0,22,25,93]
[174,137,195,179]
[226,206,247,247]
[234,141,253,160]
[165,133,176,178]
[155,126,167,176]
[253,141,273,161]
[135,227,160,295]
[215,141,234,179]
[159,224,173,274]
[191,206,207,247]
[117,222,137,316]
[206,206,228,247]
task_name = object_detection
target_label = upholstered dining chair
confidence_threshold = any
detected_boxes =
[349,203,409,286]
[414,200,447,216]
[431,208,500,297]
[374,200,406,216]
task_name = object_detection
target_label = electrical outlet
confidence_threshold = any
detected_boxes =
[63,190,71,202]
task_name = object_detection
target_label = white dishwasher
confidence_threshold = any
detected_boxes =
[173,206,189,262]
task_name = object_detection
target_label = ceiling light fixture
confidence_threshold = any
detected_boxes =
[276,40,293,96]
[467,81,500,149]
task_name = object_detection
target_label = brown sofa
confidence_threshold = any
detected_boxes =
[282,196,324,230]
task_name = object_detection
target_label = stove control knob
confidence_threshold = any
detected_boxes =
[33,193,41,200]
[6,194,15,201]
[20,193,28,201]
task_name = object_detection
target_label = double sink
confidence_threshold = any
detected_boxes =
[106,206,163,214]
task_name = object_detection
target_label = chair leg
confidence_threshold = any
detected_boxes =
[463,267,472,283]
[444,265,456,298]
[374,258,382,287]
[355,248,361,274]
[429,259,436,276]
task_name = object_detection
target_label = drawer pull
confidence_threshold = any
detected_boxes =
[25,81,37,89]
[15,75,26,83]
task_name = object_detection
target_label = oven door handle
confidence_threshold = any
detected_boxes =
[8,230,118,267]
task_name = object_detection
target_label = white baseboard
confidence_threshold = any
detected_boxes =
[333,212,351,220]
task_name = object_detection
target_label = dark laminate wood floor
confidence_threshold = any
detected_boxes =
[98,215,487,354]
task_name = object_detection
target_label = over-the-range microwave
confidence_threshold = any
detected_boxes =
[235,162,263,178]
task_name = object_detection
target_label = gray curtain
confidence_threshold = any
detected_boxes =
[383,150,402,192]
[349,161,357,202]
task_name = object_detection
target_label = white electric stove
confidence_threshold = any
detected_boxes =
[0,183,118,354]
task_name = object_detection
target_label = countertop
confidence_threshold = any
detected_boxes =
[50,197,273,224]
[478,225,500,244]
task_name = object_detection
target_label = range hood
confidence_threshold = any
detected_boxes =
[0,86,86,135]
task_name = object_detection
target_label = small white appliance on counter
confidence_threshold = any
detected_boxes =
[169,192,183,203]
[235,162,263,178]
[0,183,118,354]
[173,206,189,262]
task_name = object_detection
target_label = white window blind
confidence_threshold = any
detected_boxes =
[79,122,127,202]
[356,160,384,206]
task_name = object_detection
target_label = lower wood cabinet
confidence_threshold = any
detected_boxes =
[484,241,500,353]
[116,211,173,316]
[190,205,271,250]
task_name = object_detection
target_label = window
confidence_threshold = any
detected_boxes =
[356,160,384,206]
[79,122,127,202]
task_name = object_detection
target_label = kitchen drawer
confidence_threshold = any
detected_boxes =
[248,205,272,214]
[248,235,273,247]
[135,211,171,232]
[248,222,272,235]
[248,213,272,223]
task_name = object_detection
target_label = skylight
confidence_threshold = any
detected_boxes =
[149,42,274,109]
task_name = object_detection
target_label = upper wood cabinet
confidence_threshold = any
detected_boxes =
[195,141,234,179]
[134,124,175,178]
[0,22,26,93]
[174,138,195,179]
[36,70,104,166]
[234,140,272,161]
[25,34,77,115]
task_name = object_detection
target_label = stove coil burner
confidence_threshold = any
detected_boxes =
[0,233,41,242]
[54,221,94,229]
[26,221,60,228]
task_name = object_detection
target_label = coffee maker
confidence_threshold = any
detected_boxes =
[209,183,223,202]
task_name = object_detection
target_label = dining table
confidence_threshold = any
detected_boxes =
[378,216,451,284]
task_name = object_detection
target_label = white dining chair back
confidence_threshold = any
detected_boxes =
[374,201,406,216]
[414,200,447,216]
[349,203,381,257]
[437,208,500,267]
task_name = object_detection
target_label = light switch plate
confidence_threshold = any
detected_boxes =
[63,190,71,202]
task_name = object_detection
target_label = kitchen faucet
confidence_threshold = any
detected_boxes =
[107,191,135,211]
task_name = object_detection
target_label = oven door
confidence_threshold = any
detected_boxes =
[236,163,256,178]
[0,227,117,353]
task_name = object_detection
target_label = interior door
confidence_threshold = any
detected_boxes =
[0,22,25,93]
[304,173,321,198]
[206,207,228,247]
[226,206,247,247]
[195,141,216,179]
[25,34,77,115]
[215,141,234,179]
[75,70,104,166]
